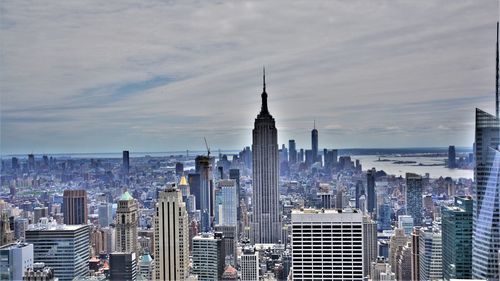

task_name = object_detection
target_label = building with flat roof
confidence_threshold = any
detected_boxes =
[0,242,34,281]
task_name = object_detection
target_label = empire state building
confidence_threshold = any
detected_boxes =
[251,69,282,244]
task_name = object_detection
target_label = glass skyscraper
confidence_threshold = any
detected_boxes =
[405,173,423,226]
[442,196,472,280]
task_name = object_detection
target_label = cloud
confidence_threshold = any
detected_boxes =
[0,0,498,154]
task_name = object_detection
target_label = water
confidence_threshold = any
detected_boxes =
[354,155,473,179]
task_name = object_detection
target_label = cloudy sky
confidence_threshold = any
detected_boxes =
[1,0,499,154]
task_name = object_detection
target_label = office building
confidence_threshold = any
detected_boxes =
[215,225,237,266]
[289,140,297,164]
[367,168,376,213]
[442,196,473,280]
[115,191,138,255]
[122,150,130,176]
[389,228,407,272]
[23,262,56,281]
[196,155,213,233]
[240,246,259,281]
[25,223,89,281]
[396,242,412,281]
[33,207,48,223]
[188,173,201,212]
[406,173,423,226]
[363,216,378,277]
[62,189,88,225]
[138,254,154,281]
[448,145,456,168]
[411,227,421,281]
[0,213,14,246]
[98,203,113,227]
[311,121,318,163]
[154,187,189,280]
[251,70,282,244]
[398,215,414,236]
[109,252,137,281]
[291,208,364,280]
[0,242,33,281]
[192,233,224,281]
[419,226,442,281]
[215,179,237,227]
[472,27,500,279]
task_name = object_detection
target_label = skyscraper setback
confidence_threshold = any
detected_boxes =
[251,70,282,244]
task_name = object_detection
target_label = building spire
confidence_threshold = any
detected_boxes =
[260,67,269,115]
[314,119,316,130]
[496,21,499,118]
[263,66,266,93]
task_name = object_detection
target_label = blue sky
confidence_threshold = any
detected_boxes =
[0,0,499,154]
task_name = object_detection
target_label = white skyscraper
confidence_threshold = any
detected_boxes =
[419,226,443,281]
[251,69,282,244]
[192,232,224,281]
[291,208,364,280]
[154,187,189,281]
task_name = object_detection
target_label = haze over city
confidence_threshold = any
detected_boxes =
[1,0,498,154]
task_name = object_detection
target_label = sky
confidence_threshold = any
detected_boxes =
[1,0,499,155]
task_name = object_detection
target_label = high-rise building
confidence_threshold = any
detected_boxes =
[411,226,421,281]
[115,191,138,255]
[109,252,137,281]
[25,223,89,281]
[62,189,88,225]
[419,225,442,280]
[192,233,224,281]
[472,24,500,278]
[215,179,237,227]
[389,228,407,271]
[406,173,423,226]
[23,262,56,281]
[291,208,364,280]
[215,225,237,266]
[363,216,378,278]
[367,168,376,213]
[122,150,130,176]
[298,149,304,163]
[251,70,281,244]
[442,196,473,280]
[28,154,35,171]
[188,173,201,211]
[289,140,297,164]
[154,187,189,280]
[0,213,14,246]
[448,145,456,168]
[33,207,48,223]
[175,162,184,177]
[396,242,412,281]
[240,246,259,281]
[138,254,154,281]
[196,155,213,233]
[0,242,33,281]
[398,215,414,236]
[98,203,113,227]
[311,121,318,163]
[378,203,392,231]
[14,217,28,240]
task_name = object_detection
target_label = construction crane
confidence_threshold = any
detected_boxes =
[204,137,210,158]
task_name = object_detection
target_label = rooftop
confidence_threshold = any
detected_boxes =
[120,191,134,201]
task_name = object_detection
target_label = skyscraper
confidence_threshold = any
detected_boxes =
[109,252,137,281]
[196,155,213,233]
[288,140,297,164]
[251,69,281,244]
[411,226,421,281]
[62,189,88,225]
[363,216,378,277]
[291,208,364,280]
[0,242,33,281]
[367,168,376,213]
[26,223,89,281]
[311,121,318,163]
[192,233,224,281]
[419,226,443,280]
[472,22,500,280]
[154,187,189,280]
[115,191,138,255]
[406,173,423,226]
[442,196,472,280]
[215,179,237,227]
[122,150,130,176]
[240,246,259,281]
[448,145,456,168]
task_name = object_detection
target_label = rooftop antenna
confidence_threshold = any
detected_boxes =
[496,21,499,118]
[204,137,210,158]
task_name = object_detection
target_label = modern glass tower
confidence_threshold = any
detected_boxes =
[442,196,472,280]
[250,69,282,244]
[472,22,500,280]
[405,173,423,226]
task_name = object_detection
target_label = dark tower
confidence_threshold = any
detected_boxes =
[311,121,318,164]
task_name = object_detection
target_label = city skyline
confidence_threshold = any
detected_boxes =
[1,0,499,154]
